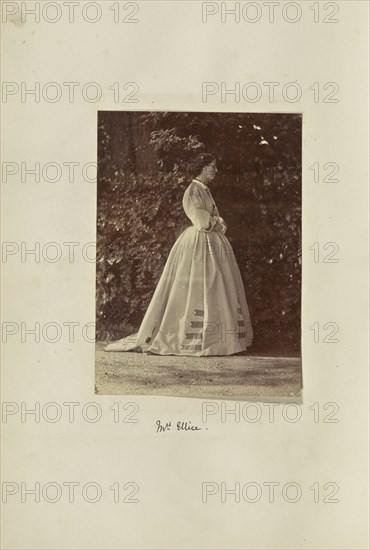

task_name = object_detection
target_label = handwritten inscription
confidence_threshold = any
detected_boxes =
[156,420,205,433]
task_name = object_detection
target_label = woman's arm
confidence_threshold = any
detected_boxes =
[183,184,218,232]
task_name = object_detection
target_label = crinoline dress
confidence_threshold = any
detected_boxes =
[105,179,253,356]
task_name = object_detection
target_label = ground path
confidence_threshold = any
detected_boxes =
[95,343,301,399]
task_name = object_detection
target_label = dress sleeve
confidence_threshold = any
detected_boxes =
[183,184,218,232]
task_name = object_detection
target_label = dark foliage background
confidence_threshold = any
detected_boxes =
[97,111,301,355]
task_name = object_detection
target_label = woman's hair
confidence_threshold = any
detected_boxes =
[190,153,216,177]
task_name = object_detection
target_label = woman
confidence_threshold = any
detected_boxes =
[105,153,253,356]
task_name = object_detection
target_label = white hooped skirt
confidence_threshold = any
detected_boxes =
[105,226,253,356]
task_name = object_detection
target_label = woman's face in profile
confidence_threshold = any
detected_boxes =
[204,160,218,182]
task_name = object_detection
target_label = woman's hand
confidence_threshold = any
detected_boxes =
[213,218,227,234]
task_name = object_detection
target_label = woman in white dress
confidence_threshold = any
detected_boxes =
[105,154,253,356]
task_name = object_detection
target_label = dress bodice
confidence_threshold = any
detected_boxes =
[182,179,220,232]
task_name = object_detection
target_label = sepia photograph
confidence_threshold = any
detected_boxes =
[95,111,302,398]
